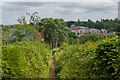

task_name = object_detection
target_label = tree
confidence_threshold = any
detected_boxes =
[7,25,39,42]
[66,21,75,27]
[86,19,94,28]
[17,12,41,30]
[17,12,71,48]
[116,18,120,32]
[40,18,71,49]
[74,19,81,26]
[17,16,27,24]
[67,31,78,44]
[72,18,119,32]
[26,12,41,26]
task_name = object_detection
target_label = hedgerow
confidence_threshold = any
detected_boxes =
[2,40,52,78]
[55,35,120,79]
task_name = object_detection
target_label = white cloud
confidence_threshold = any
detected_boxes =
[2,2,118,25]
[0,2,2,24]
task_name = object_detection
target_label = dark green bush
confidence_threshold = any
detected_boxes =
[92,36,120,79]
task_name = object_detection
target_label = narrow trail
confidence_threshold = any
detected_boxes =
[49,57,57,80]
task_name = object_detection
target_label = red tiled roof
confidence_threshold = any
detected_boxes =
[78,28,81,29]
[11,24,25,28]
[74,30,77,31]
[85,28,90,30]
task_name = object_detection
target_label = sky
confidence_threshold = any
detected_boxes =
[0,0,119,25]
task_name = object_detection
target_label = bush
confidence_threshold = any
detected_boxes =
[79,33,106,44]
[92,36,120,79]
[54,36,120,79]
[2,25,39,43]
[2,40,52,78]
[116,32,120,36]
[55,41,97,78]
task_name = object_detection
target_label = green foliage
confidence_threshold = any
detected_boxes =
[67,32,107,45]
[66,21,75,27]
[92,36,120,78]
[54,36,120,79]
[69,18,119,32]
[74,19,81,26]
[17,12,71,48]
[2,40,52,78]
[67,32,78,45]
[79,33,106,44]
[86,19,94,28]
[116,32,120,36]
[54,41,97,78]
[2,26,11,31]
[3,11,120,79]
[17,16,27,24]
[40,18,71,48]
[17,12,40,26]
[2,25,39,43]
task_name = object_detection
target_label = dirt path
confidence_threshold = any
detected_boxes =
[49,57,57,80]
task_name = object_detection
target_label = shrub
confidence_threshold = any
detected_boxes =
[92,36,120,79]
[2,40,52,78]
[116,32,120,36]
[79,33,106,44]
[54,36,120,79]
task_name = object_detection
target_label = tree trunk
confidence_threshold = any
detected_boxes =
[50,40,53,56]
[55,39,58,48]
[50,40,52,50]
[54,34,58,48]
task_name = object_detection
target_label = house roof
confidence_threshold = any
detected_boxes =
[85,28,90,30]
[74,29,77,31]
[11,24,25,28]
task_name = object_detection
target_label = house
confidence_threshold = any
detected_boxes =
[100,29,107,34]
[70,24,108,36]
[72,29,78,35]
[77,28,86,36]
[77,27,90,36]
[89,28,100,34]
[77,26,86,29]
[70,25,76,30]
[11,24,25,28]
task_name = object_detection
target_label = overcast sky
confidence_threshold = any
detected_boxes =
[0,0,119,25]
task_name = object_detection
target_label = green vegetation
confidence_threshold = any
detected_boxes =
[2,12,54,78]
[40,18,71,49]
[2,40,52,78]
[55,36,120,79]
[67,18,120,32]
[78,33,106,44]
[66,32,107,45]
[17,12,71,49]
[116,32,120,36]
[2,12,120,79]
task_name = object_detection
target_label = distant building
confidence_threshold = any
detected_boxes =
[100,29,108,34]
[70,25,76,30]
[11,24,25,28]
[70,25,108,36]
[89,28,100,34]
